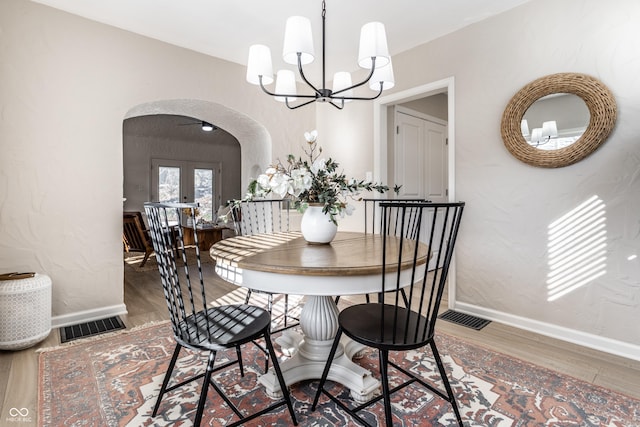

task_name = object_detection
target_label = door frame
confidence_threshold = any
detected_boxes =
[373,76,457,306]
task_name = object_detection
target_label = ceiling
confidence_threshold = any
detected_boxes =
[31,0,532,78]
[124,115,236,143]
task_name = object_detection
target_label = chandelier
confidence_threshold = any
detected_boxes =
[521,119,558,147]
[245,1,395,110]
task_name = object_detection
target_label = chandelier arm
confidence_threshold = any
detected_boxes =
[285,98,319,110]
[258,76,318,99]
[328,100,345,110]
[331,82,384,101]
[331,58,378,97]
[297,54,323,96]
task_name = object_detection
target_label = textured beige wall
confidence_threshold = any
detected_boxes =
[0,0,313,323]
[317,0,640,357]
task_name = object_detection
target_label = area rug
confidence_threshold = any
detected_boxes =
[38,322,640,427]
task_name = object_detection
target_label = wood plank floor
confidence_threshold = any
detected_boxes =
[1,260,639,426]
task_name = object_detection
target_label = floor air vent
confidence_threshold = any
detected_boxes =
[60,316,126,343]
[439,310,490,330]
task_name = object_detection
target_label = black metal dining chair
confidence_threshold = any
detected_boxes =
[144,202,297,427]
[313,201,465,427]
[335,198,426,306]
[364,198,426,305]
[232,199,300,333]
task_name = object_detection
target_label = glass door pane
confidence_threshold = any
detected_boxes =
[194,168,214,221]
[158,166,180,203]
[156,165,181,223]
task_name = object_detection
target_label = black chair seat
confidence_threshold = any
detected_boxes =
[339,303,430,351]
[176,305,271,350]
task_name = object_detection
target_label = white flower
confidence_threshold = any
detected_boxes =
[311,158,327,174]
[290,167,312,196]
[304,130,318,143]
[340,204,355,218]
[256,174,271,190]
[269,172,292,198]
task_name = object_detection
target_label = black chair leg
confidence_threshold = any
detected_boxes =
[264,330,298,426]
[379,350,393,427]
[153,343,182,416]
[267,293,273,314]
[430,341,463,427]
[246,288,270,372]
[263,340,270,373]
[235,345,244,376]
[193,351,216,427]
[284,294,289,328]
[312,327,343,410]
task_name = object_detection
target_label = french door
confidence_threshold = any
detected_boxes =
[151,159,221,221]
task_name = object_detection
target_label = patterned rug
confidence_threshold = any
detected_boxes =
[38,322,640,427]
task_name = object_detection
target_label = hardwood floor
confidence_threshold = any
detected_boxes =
[1,261,639,426]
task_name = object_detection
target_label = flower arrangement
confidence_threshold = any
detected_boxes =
[246,130,395,224]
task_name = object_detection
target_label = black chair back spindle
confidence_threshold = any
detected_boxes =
[358,198,426,305]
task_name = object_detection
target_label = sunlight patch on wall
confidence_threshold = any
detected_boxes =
[547,195,607,301]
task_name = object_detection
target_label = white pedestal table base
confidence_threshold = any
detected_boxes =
[258,295,380,403]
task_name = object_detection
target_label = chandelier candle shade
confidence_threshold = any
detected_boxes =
[246,1,394,109]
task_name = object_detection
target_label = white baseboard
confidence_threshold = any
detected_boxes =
[453,301,640,362]
[52,304,128,328]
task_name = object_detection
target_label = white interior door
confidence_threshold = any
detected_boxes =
[394,107,448,268]
[394,109,447,202]
[394,113,424,199]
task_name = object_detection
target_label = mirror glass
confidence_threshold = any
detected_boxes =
[521,93,590,151]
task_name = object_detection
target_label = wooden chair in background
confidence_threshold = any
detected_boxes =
[122,211,154,267]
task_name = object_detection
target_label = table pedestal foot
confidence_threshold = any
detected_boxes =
[258,339,379,402]
[261,295,380,401]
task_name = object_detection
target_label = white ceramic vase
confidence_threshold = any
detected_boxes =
[300,204,337,244]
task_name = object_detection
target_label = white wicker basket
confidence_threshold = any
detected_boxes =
[0,273,52,350]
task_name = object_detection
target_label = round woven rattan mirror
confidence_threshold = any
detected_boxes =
[501,73,617,168]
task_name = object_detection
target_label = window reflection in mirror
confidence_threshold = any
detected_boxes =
[520,93,590,151]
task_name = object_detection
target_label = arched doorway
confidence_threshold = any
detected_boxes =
[124,99,271,192]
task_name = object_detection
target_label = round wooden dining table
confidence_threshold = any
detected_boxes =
[210,231,428,401]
